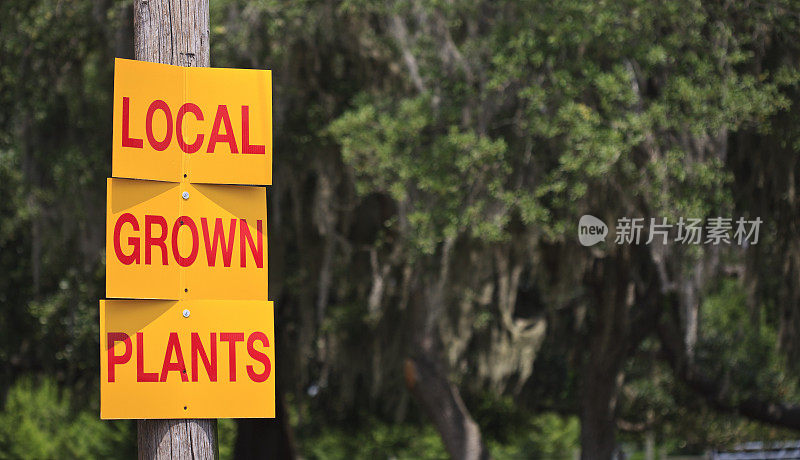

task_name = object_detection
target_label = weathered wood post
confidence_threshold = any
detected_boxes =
[132,0,218,457]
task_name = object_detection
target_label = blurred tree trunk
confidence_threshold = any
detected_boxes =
[578,261,627,460]
[579,359,621,460]
[404,355,490,460]
[580,306,625,460]
[579,252,658,460]
[234,390,296,459]
[404,240,491,460]
[645,431,655,460]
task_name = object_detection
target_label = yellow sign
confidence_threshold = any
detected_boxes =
[100,299,275,419]
[112,58,272,185]
[106,178,268,300]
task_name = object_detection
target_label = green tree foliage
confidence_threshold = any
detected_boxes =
[698,280,796,402]
[302,420,447,459]
[0,377,132,459]
[617,281,799,452]
[329,95,510,251]
[323,0,800,454]
[0,0,120,395]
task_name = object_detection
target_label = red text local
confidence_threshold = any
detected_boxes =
[121,97,266,154]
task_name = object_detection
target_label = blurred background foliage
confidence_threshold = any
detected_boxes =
[3,0,800,458]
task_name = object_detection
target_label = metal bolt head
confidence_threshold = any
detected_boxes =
[182,309,190,318]
[182,191,189,200]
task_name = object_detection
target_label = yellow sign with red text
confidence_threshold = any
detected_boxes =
[103,59,274,420]
[105,178,268,301]
[112,58,272,185]
[100,300,275,419]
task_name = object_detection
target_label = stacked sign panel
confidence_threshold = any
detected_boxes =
[101,58,275,419]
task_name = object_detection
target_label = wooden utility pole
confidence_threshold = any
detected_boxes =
[132,0,217,457]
